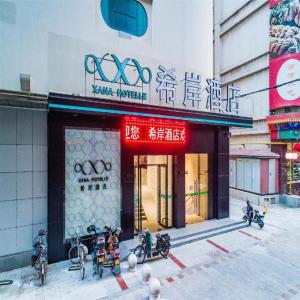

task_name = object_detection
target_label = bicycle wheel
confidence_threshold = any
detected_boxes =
[160,243,170,258]
[134,246,146,264]
[69,246,80,264]
[79,248,85,280]
[41,262,46,285]
[99,263,103,279]
[80,262,85,280]
[258,219,264,229]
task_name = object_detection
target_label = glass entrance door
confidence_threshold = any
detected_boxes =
[158,165,168,227]
[185,153,208,224]
[134,161,141,234]
[134,155,173,233]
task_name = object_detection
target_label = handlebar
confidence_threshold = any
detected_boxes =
[87,225,122,236]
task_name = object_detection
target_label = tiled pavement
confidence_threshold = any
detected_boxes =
[1,199,300,300]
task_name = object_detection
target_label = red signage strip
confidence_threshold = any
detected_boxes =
[123,116,186,144]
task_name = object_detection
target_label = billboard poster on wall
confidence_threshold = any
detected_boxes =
[269,0,300,109]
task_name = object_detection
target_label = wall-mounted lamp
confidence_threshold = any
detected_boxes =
[20,74,30,92]
[224,132,231,138]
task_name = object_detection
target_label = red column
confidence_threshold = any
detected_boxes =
[260,159,269,195]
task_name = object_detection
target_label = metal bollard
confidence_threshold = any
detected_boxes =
[149,277,161,300]
[142,263,152,285]
[128,253,137,272]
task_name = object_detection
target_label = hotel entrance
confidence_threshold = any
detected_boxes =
[134,155,173,233]
[185,154,208,224]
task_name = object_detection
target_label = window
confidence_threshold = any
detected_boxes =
[100,0,148,37]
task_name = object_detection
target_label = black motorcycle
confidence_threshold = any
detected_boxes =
[31,229,48,285]
[242,200,265,229]
[134,229,170,264]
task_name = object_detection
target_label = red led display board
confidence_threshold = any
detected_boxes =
[123,117,186,144]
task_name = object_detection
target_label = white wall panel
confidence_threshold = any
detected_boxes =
[237,159,244,189]
[220,5,268,72]
[269,159,275,194]
[229,159,237,188]
[0,108,48,259]
[251,159,260,193]
[244,159,252,191]
[0,0,213,94]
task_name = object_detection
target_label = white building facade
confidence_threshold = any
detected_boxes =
[0,0,253,271]
[0,0,214,271]
[214,0,282,205]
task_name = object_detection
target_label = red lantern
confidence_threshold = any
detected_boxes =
[294,143,300,152]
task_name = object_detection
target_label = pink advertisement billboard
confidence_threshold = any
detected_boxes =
[269,0,300,109]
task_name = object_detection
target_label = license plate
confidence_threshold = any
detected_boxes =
[115,259,120,265]
[98,257,104,263]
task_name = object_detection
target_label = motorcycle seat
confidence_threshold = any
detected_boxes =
[161,233,169,237]
[38,229,48,236]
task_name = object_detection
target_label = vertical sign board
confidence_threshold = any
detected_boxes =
[269,0,300,109]
[65,129,121,239]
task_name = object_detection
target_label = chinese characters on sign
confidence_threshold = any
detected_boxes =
[286,61,296,98]
[156,65,177,103]
[85,53,241,115]
[206,78,222,112]
[124,117,186,144]
[184,72,201,108]
[155,65,240,114]
[226,85,240,114]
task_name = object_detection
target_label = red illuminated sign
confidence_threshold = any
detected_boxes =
[123,117,186,144]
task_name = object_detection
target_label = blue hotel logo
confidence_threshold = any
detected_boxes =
[84,54,152,86]
[84,53,151,101]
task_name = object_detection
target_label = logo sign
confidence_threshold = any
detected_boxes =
[83,53,241,115]
[285,152,298,160]
[74,159,112,192]
[74,160,112,176]
[85,54,152,86]
[84,53,152,101]
[123,116,186,144]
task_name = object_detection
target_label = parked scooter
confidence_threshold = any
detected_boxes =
[104,226,122,276]
[134,229,171,264]
[87,225,106,278]
[87,225,122,278]
[242,200,265,229]
[31,229,48,285]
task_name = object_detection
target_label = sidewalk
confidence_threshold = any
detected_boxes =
[1,198,300,300]
[120,213,246,261]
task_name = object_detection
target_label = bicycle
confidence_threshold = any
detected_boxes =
[134,229,170,264]
[68,228,88,280]
[32,229,48,285]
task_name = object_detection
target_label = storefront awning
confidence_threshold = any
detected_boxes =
[230,149,280,159]
[267,113,300,140]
